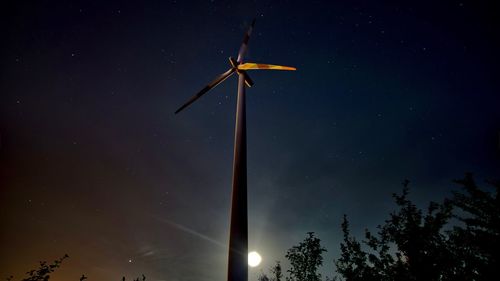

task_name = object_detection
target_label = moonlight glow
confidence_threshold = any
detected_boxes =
[248,251,262,267]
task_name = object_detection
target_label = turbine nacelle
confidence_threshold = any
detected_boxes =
[229,57,238,69]
[228,57,254,88]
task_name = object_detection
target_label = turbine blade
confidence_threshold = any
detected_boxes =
[237,18,256,63]
[175,68,235,114]
[243,72,254,87]
[238,63,296,71]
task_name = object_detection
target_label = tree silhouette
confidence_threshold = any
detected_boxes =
[5,254,148,281]
[448,173,500,280]
[259,233,326,281]
[334,175,499,281]
[335,180,459,281]
[20,254,69,281]
[271,261,283,281]
[258,272,271,281]
[286,232,327,281]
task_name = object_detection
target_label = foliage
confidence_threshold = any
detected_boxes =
[448,173,500,280]
[259,174,498,281]
[258,272,271,281]
[271,261,283,281]
[21,254,69,281]
[260,233,326,281]
[335,179,456,281]
[259,261,284,281]
[286,232,327,281]
[334,174,499,281]
[5,255,146,281]
[122,275,146,281]
[5,256,69,281]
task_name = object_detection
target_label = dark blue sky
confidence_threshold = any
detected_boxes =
[1,1,499,281]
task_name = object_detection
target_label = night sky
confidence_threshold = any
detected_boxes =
[1,1,499,281]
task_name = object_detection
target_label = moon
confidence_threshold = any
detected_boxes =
[248,251,262,267]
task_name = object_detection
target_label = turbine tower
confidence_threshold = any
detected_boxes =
[175,19,296,281]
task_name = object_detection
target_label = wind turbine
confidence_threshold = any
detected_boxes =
[175,19,296,281]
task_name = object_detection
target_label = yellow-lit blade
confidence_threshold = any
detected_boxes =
[237,63,296,71]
